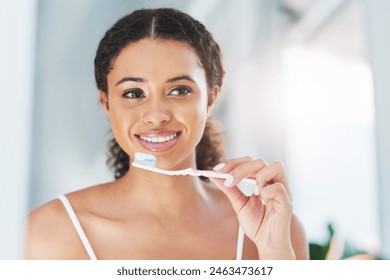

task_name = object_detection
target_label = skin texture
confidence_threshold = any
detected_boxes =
[24,39,309,260]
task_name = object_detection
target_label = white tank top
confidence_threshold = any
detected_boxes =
[57,194,245,260]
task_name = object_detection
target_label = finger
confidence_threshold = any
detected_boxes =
[213,156,254,173]
[260,182,292,214]
[222,159,268,187]
[255,161,291,198]
[209,178,249,214]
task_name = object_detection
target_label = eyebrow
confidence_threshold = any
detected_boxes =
[115,75,196,86]
[115,76,146,86]
[165,75,196,84]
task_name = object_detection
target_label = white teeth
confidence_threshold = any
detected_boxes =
[139,133,177,143]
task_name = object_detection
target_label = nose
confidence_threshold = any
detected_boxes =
[141,97,172,126]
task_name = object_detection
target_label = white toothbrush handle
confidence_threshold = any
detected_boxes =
[132,162,179,175]
[195,170,257,185]
[132,161,257,184]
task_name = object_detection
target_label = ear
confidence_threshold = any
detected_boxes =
[99,90,110,116]
[207,85,220,117]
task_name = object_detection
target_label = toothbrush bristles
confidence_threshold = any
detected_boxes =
[144,158,155,166]
[134,158,156,167]
[134,152,157,167]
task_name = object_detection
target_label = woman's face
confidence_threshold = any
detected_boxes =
[101,38,218,169]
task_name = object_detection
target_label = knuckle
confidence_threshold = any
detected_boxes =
[224,156,254,169]
[223,158,235,167]
[254,159,268,167]
[273,160,285,169]
[230,165,245,177]
[255,172,267,183]
[238,156,252,162]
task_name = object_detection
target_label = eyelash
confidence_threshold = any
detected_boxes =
[122,87,192,99]
[168,86,192,96]
[122,89,145,99]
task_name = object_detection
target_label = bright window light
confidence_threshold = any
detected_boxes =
[282,46,380,254]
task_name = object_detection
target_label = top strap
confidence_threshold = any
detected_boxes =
[236,225,245,260]
[57,194,97,260]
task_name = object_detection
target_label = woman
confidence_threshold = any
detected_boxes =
[25,8,308,260]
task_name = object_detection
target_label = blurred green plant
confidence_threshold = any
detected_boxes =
[309,223,371,260]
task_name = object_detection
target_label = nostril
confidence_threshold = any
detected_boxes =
[143,112,172,125]
[141,100,172,125]
[145,118,170,124]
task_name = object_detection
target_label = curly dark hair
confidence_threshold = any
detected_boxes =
[94,8,226,179]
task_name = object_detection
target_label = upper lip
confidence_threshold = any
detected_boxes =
[135,130,181,138]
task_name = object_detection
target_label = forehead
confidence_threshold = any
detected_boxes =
[108,38,203,81]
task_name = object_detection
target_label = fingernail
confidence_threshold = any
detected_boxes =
[224,174,234,187]
[213,163,226,171]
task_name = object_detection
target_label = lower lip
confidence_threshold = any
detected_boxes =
[137,135,179,152]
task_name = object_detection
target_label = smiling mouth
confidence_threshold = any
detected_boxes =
[136,133,179,143]
[135,132,181,152]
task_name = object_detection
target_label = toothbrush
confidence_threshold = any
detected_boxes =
[132,152,257,185]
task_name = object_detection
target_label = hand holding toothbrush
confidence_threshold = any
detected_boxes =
[209,156,295,260]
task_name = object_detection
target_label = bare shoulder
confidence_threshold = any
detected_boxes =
[291,214,309,259]
[24,183,111,259]
[24,197,78,259]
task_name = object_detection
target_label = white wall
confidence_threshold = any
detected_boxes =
[365,0,390,259]
[0,0,37,259]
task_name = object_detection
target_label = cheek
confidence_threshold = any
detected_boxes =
[188,92,209,115]
[179,96,208,136]
[108,105,137,152]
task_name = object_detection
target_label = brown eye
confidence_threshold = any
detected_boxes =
[169,87,191,96]
[122,89,145,99]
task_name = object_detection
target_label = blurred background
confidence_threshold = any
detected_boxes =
[1,0,389,259]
